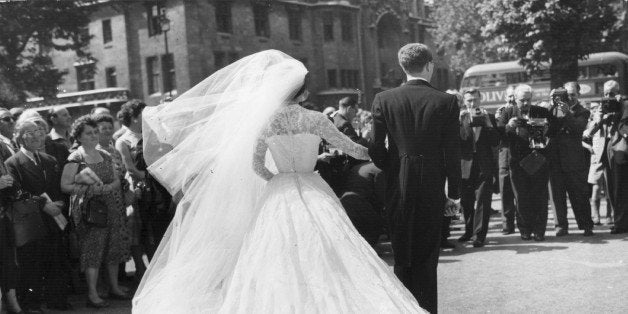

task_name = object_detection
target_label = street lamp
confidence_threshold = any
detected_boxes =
[160,14,172,97]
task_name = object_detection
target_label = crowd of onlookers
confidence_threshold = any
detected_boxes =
[1,79,625,312]
[0,100,172,313]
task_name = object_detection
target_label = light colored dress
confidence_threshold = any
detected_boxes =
[218,105,424,313]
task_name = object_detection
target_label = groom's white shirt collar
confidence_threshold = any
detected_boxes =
[406,75,429,83]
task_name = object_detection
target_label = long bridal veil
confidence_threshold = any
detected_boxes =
[133,50,308,313]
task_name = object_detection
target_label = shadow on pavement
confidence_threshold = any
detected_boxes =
[440,243,569,256]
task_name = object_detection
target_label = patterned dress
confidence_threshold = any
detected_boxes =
[69,149,130,270]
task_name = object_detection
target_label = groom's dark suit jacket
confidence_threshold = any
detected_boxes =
[369,79,460,313]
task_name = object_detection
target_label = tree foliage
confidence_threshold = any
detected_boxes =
[480,0,619,88]
[0,1,95,107]
[431,0,515,85]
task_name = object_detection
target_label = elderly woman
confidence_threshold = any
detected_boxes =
[60,115,131,308]
[5,118,68,313]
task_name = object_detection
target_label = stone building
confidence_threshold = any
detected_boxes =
[50,0,452,108]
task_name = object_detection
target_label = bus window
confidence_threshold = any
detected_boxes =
[485,73,506,87]
[461,76,481,88]
[506,72,529,84]
[578,66,588,79]
[590,64,618,78]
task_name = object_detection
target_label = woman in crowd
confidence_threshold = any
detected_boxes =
[5,118,68,313]
[60,115,131,308]
[116,100,172,261]
[94,113,140,283]
[0,109,22,314]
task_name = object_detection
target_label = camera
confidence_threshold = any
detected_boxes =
[550,88,569,118]
[470,107,486,126]
[600,97,622,114]
[551,88,569,104]
[516,117,549,149]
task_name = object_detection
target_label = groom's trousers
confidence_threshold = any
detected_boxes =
[387,155,444,314]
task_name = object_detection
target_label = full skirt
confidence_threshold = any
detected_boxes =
[218,172,423,313]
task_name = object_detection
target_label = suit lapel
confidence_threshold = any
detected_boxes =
[17,151,46,183]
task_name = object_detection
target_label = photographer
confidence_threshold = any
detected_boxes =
[584,83,628,234]
[584,80,619,225]
[547,83,594,237]
[497,84,556,241]
[457,89,498,248]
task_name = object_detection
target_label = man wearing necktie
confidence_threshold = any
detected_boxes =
[457,89,498,247]
[547,82,594,237]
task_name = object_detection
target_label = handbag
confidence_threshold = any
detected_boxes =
[519,150,547,176]
[74,150,109,228]
[10,195,47,247]
[82,195,108,228]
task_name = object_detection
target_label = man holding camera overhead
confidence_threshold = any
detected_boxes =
[496,84,556,241]
[583,80,628,234]
[547,82,594,237]
[457,89,498,248]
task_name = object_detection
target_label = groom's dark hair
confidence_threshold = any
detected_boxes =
[398,43,433,75]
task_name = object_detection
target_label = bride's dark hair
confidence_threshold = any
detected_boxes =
[291,73,309,100]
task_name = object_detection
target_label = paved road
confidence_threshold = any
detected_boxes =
[42,197,627,314]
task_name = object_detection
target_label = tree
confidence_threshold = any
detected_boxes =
[480,0,619,88]
[431,0,515,85]
[0,1,95,107]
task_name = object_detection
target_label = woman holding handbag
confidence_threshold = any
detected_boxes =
[4,118,67,313]
[60,115,131,309]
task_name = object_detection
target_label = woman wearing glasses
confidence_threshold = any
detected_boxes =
[5,118,69,313]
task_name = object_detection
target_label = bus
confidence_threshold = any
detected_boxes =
[460,51,628,111]
[25,87,131,120]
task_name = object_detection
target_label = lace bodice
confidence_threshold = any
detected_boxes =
[253,105,369,180]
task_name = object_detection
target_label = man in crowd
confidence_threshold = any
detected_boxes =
[46,107,72,149]
[548,82,594,237]
[585,80,618,225]
[457,89,498,247]
[497,84,553,241]
[333,97,360,142]
[496,86,517,234]
[0,108,17,158]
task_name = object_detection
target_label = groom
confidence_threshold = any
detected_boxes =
[369,43,461,313]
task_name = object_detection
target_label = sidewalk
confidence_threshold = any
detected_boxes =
[42,196,627,314]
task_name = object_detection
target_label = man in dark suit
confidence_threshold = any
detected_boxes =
[548,82,594,237]
[369,43,461,313]
[496,84,557,241]
[495,87,518,234]
[333,97,360,142]
[457,89,498,247]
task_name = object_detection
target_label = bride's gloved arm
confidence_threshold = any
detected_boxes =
[314,113,370,160]
[252,136,275,181]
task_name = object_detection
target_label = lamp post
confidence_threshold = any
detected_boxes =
[160,14,172,98]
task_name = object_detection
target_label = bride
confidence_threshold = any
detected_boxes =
[133,50,424,313]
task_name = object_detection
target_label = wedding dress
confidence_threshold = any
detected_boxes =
[133,50,424,313]
[218,104,424,313]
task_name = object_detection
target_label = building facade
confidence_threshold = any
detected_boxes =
[51,0,452,108]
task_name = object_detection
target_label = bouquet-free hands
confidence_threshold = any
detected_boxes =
[444,198,461,218]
